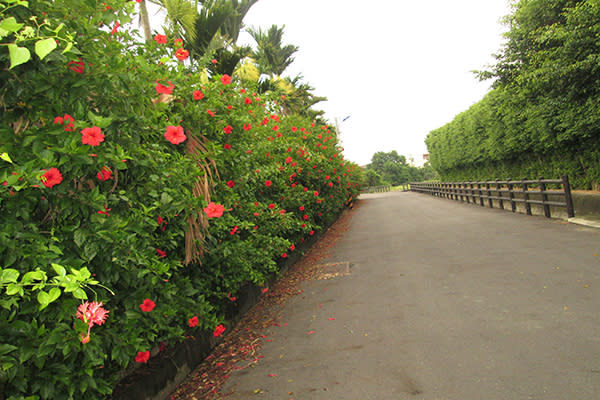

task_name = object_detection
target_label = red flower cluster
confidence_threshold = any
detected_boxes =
[67,59,84,74]
[139,299,156,312]
[135,350,150,363]
[220,75,232,85]
[175,48,189,61]
[81,126,105,146]
[76,301,109,344]
[54,113,75,131]
[213,324,226,337]
[96,166,112,181]
[154,34,167,44]
[204,202,225,218]
[193,90,204,100]
[164,125,187,144]
[41,167,62,188]
[155,80,174,95]
[188,316,199,328]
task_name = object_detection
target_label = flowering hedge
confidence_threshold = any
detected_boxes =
[0,1,360,399]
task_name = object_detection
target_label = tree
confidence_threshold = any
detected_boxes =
[138,0,153,41]
[247,24,299,78]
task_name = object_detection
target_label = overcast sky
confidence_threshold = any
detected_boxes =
[146,0,512,165]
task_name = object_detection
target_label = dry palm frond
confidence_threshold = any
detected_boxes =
[184,129,219,265]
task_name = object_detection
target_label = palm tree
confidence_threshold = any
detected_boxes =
[247,24,298,78]
[138,0,153,42]
[149,0,258,74]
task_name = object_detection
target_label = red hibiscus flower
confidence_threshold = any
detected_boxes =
[285,156,292,164]
[175,48,189,61]
[154,34,167,44]
[207,109,216,117]
[111,21,120,34]
[223,143,231,150]
[299,206,305,211]
[188,316,199,327]
[204,202,225,218]
[67,58,85,74]
[96,166,112,181]
[213,324,226,337]
[156,248,166,258]
[76,301,109,327]
[291,126,298,133]
[193,90,204,100]
[81,126,105,146]
[41,167,62,188]
[220,74,232,85]
[226,180,235,188]
[53,116,63,125]
[223,125,233,134]
[244,97,252,105]
[164,125,187,144]
[281,252,287,258]
[314,191,319,196]
[268,203,275,209]
[230,225,239,235]
[174,38,183,48]
[155,80,174,94]
[211,59,218,64]
[243,123,252,131]
[139,299,156,312]
[265,180,272,187]
[135,351,150,363]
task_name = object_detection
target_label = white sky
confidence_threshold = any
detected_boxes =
[146,0,512,166]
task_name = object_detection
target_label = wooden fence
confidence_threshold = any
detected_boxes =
[361,185,391,193]
[410,176,575,218]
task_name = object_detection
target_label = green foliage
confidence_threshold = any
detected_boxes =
[0,1,361,398]
[428,0,600,189]
[366,150,425,185]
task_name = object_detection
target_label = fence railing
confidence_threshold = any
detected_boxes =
[410,176,575,219]
[361,185,391,193]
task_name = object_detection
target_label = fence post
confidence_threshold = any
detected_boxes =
[486,182,493,208]
[539,177,551,218]
[478,182,484,206]
[522,178,532,216]
[496,180,504,210]
[508,179,516,213]
[562,175,575,218]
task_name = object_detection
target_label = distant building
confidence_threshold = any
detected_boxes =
[406,153,429,168]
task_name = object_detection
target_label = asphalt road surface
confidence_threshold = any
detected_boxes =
[220,191,600,400]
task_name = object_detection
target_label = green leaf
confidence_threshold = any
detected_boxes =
[48,244,63,255]
[0,152,13,163]
[0,17,24,39]
[78,267,91,280]
[51,263,66,277]
[21,270,45,284]
[72,288,87,300]
[5,283,22,296]
[62,41,73,54]
[37,289,59,309]
[1,268,19,284]
[8,43,30,69]
[87,111,113,129]
[48,287,61,302]
[0,344,17,356]
[34,37,57,60]
[73,229,86,248]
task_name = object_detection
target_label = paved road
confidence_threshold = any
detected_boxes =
[220,191,600,399]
